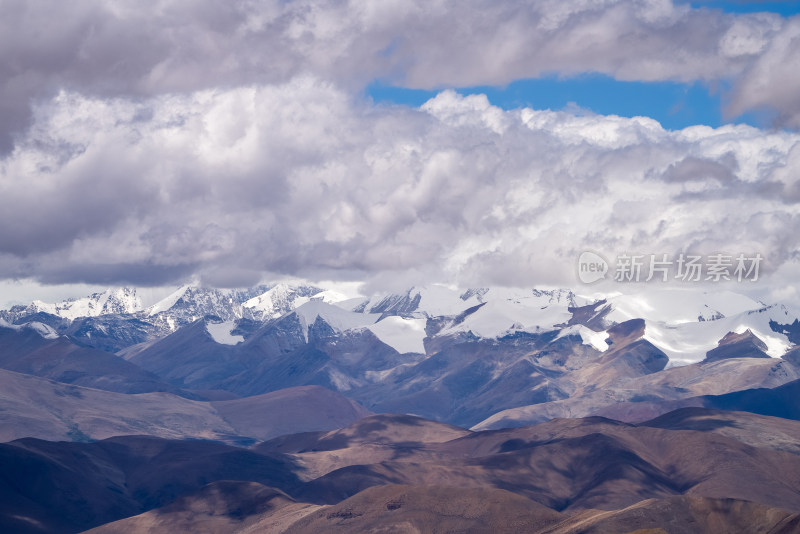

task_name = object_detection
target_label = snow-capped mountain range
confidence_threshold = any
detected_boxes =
[4,280,800,430]
[2,281,797,366]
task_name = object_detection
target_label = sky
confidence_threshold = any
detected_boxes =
[2,0,800,307]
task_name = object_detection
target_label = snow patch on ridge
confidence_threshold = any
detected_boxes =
[27,321,59,340]
[205,320,244,345]
[294,300,379,341]
[325,366,361,391]
[443,292,574,338]
[555,325,609,352]
[0,318,58,339]
[368,316,427,354]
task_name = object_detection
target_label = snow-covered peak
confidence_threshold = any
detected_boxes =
[147,284,194,316]
[28,287,143,320]
[145,285,270,325]
[242,282,325,320]
[604,288,764,325]
[354,285,478,317]
[103,288,143,315]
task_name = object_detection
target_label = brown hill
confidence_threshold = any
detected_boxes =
[284,484,564,534]
[641,407,800,454]
[8,410,800,532]
[546,495,800,534]
[84,486,800,534]
[292,414,800,513]
[84,481,321,534]
[255,413,471,481]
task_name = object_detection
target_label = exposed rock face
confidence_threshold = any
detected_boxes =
[704,329,771,363]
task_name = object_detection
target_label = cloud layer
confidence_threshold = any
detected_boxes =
[3,0,800,146]
[1,0,799,293]
[2,81,799,290]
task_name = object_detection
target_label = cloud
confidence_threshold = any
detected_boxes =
[2,0,800,295]
[727,17,800,128]
[1,81,799,292]
[0,0,798,155]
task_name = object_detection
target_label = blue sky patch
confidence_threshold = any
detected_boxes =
[367,75,771,131]
[681,1,800,16]
[367,2,797,131]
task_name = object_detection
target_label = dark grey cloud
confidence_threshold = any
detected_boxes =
[33,261,198,287]
[727,17,800,128]
[662,155,738,183]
